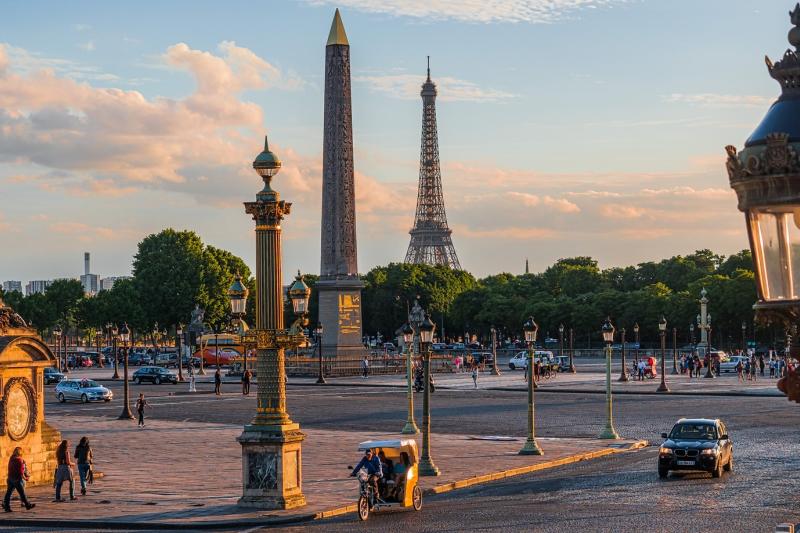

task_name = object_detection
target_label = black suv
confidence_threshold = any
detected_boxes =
[44,366,66,384]
[132,366,178,385]
[658,418,733,479]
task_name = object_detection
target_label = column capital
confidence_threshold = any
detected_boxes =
[245,200,292,228]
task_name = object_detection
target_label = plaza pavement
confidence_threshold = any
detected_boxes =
[0,414,645,529]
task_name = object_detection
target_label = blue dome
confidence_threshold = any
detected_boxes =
[745,96,800,147]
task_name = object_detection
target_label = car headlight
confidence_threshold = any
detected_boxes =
[659,447,673,455]
[700,448,718,456]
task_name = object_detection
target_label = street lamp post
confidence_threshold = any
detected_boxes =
[400,322,419,435]
[238,136,307,509]
[315,323,326,384]
[618,327,628,382]
[672,327,679,374]
[633,322,640,365]
[690,323,695,351]
[742,321,747,354]
[176,325,185,382]
[118,323,134,420]
[491,326,500,376]
[657,316,670,393]
[558,323,565,378]
[519,316,543,455]
[600,317,620,439]
[229,272,250,377]
[568,327,575,373]
[53,325,62,373]
[418,313,440,475]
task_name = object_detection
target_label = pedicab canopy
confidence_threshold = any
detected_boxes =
[358,439,419,463]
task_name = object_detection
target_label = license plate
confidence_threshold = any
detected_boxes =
[677,460,695,466]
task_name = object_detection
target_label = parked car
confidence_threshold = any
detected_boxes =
[127,352,150,366]
[76,353,96,367]
[132,366,178,385]
[153,352,171,366]
[451,343,466,351]
[44,366,65,384]
[555,355,571,372]
[508,350,555,370]
[658,418,733,479]
[55,379,112,403]
[472,352,494,368]
[719,355,747,373]
[382,343,397,353]
[431,343,447,352]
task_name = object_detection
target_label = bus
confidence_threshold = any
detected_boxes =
[194,333,245,367]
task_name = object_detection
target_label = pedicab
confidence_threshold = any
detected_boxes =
[349,439,423,521]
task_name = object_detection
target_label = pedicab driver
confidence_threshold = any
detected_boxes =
[351,448,383,503]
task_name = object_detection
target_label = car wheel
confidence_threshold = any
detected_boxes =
[724,455,733,472]
[58,393,65,403]
[658,467,668,479]
[104,399,111,402]
[154,377,161,385]
[412,485,422,511]
[509,363,516,370]
[81,394,88,404]
[711,461,722,478]
[135,377,141,384]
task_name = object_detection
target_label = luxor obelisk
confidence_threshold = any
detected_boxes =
[317,9,367,358]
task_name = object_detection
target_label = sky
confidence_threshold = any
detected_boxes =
[0,0,791,283]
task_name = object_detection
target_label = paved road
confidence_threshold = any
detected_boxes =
[42,379,800,532]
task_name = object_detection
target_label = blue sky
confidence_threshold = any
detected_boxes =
[0,0,790,283]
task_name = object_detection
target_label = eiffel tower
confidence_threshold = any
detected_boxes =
[404,58,462,270]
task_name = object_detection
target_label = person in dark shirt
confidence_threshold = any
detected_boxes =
[350,449,382,505]
[3,447,34,512]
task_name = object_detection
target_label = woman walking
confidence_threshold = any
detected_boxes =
[136,393,148,428]
[188,365,196,392]
[471,366,478,389]
[214,368,222,396]
[74,437,93,496]
[3,447,34,512]
[54,440,75,502]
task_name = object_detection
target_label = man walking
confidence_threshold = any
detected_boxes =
[361,356,369,379]
[214,368,222,396]
[135,393,148,428]
[242,368,252,396]
[188,365,196,392]
[471,366,478,389]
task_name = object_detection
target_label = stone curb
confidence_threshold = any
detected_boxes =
[0,440,647,530]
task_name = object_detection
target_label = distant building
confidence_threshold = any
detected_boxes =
[80,252,99,295]
[25,280,52,296]
[100,276,130,291]
[2,281,22,294]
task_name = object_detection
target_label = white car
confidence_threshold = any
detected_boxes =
[508,350,554,370]
[719,355,747,373]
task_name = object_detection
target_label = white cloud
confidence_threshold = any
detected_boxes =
[355,73,515,102]
[507,192,580,213]
[303,0,626,23]
[78,40,95,52]
[664,93,773,107]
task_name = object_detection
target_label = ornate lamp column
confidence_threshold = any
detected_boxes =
[568,327,576,373]
[400,322,419,434]
[418,313,440,476]
[672,327,679,374]
[315,324,325,384]
[633,322,640,365]
[53,325,62,373]
[657,316,670,393]
[520,316,543,455]
[618,327,628,382]
[599,317,620,439]
[118,323,133,420]
[238,136,306,509]
[229,272,250,376]
[491,326,500,376]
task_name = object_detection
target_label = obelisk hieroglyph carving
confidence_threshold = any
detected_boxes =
[317,9,367,357]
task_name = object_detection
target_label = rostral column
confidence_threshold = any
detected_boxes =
[317,9,367,358]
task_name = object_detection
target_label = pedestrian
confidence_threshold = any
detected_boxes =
[74,437,93,496]
[759,354,765,376]
[471,366,478,389]
[361,356,369,378]
[242,368,252,396]
[736,359,744,382]
[687,356,694,379]
[694,356,702,378]
[214,368,222,396]
[3,447,34,512]
[770,358,776,378]
[745,358,751,381]
[751,356,758,381]
[188,365,196,393]
[54,440,75,502]
[135,393,148,428]
[638,360,645,381]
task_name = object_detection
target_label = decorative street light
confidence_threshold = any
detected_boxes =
[53,325,63,373]
[657,316,670,393]
[315,323,325,384]
[558,323,565,378]
[672,327,679,374]
[519,316,543,455]
[568,327,575,373]
[741,321,747,354]
[176,324,185,382]
[633,322,640,365]
[600,317,620,439]
[110,323,119,379]
[618,327,628,382]
[238,136,308,508]
[229,273,250,376]
[418,312,440,475]
[118,323,134,420]
[400,322,419,434]
[690,323,695,351]
[491,326,500,376]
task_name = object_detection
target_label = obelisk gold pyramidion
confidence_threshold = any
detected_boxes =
[317,9,368,358]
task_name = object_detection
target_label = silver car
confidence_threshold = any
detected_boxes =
[55,379,113,403]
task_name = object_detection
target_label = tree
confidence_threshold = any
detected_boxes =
[45,279,85,331]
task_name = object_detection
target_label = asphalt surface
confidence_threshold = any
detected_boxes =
[41,373,800,532]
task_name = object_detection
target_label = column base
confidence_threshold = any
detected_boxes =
[418,457,440,476]
[657,382,671,393]
[599,426,620,440]
[401,421,420,435]
[518,438,543,455]
[238,424,306,510]
[618,373,629,382]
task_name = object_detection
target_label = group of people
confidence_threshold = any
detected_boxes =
[186,365,252,395]
[4,437,94,513]
[350,448,412,508]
